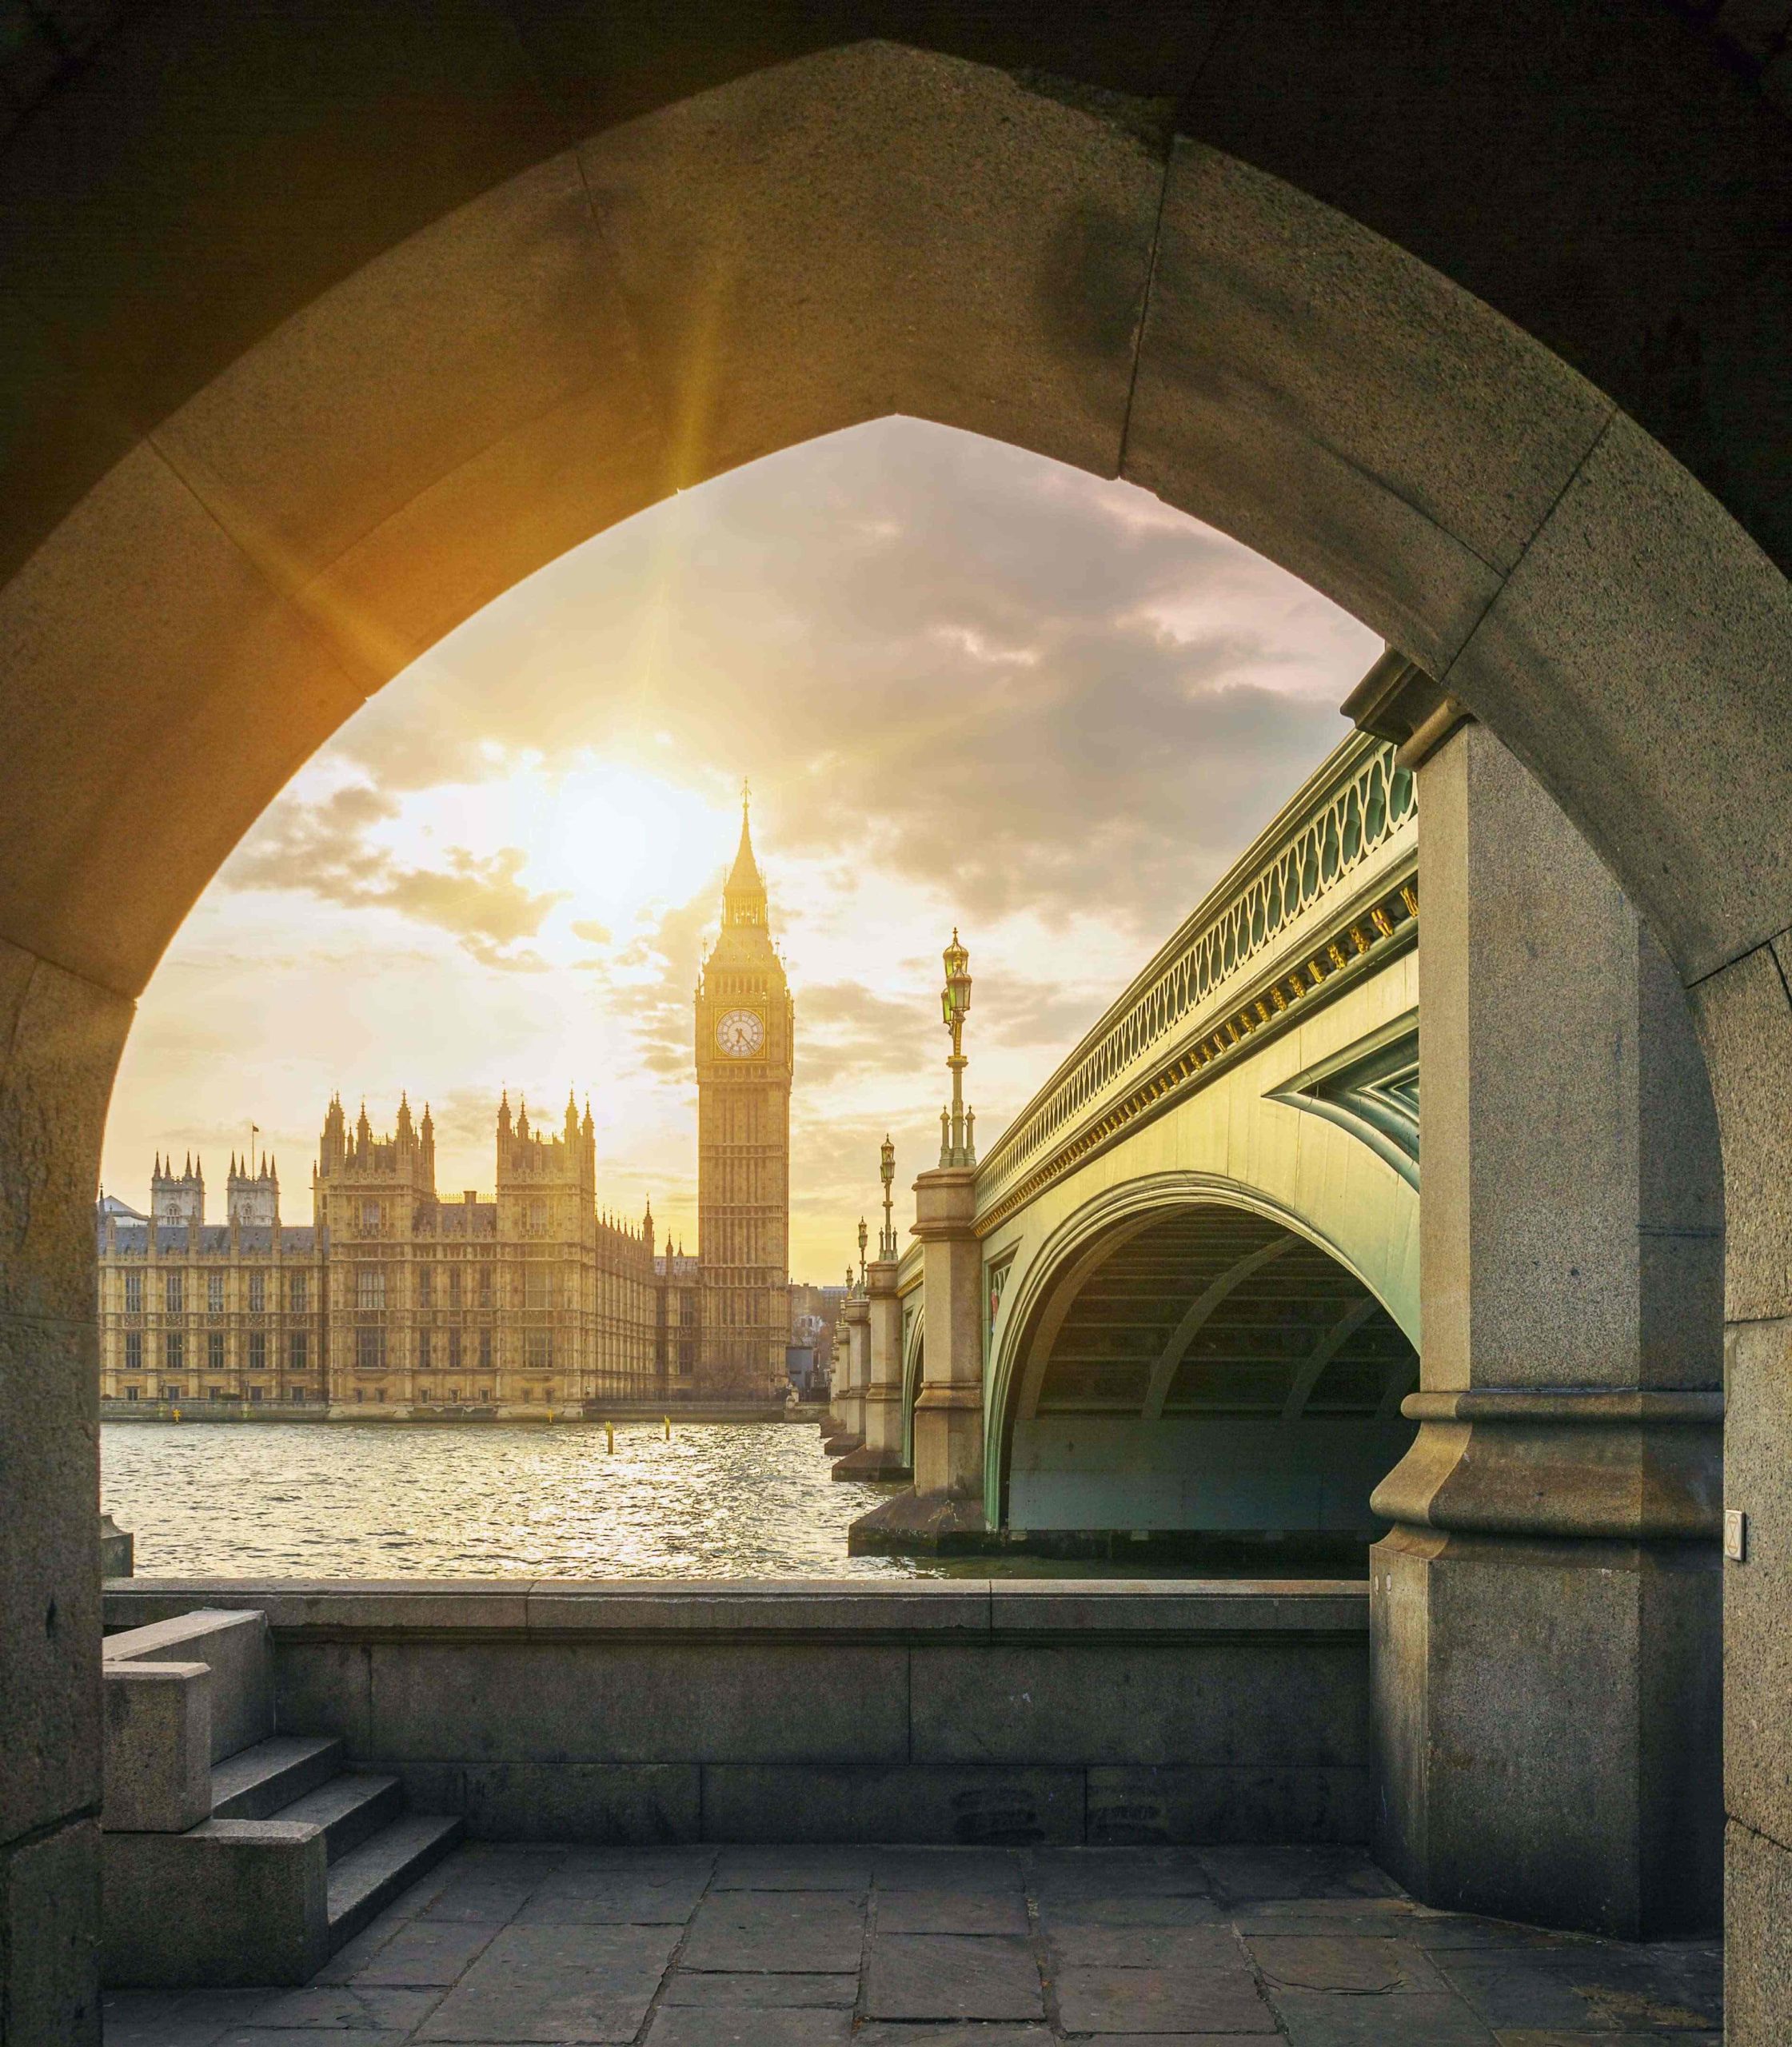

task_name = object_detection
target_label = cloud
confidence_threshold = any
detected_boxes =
[326,417,1374,944]
[223,782,565,969]
[584,890,713,1081]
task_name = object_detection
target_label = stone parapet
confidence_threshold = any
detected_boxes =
[101,1579,1371,1849]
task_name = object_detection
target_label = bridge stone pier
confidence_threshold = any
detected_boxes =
[1357,672,1726,1939]
[834,1255,908,1480]
[861,698,1726,1937]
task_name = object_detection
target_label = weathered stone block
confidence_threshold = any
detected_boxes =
[1372,1530,1721,1937]
[102,1819,329,1986]
[367,1642,908,1766]
[1441,411,1792,983]
[1124,141,1610,678]
[1726,1816,1792,2046]
[909,1643,1369,1768]
[579,42,1163,489]
[2,1818,100,2046]
[1085,1765,1371,1847]
[101,1660,211,1832]
[276,1639,373,1756]
[105,1610,270,1763]
[1720,1314,1792,1850]
[698,1765,1084,1846]
[458,1762,701,1845]
[1689,944,1792,1324]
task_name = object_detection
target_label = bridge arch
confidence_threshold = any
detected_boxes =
[988,1177,1417,1550]
[1,11,1789,2022]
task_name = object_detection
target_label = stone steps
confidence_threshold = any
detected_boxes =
[326,1813,465,1950]
[273,1771,405,1863]
[101,1606,462,1986]
[210,1735,343,1819]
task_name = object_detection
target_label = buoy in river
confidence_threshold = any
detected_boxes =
[663,1416,671,1441]
[605,1422,615,1453]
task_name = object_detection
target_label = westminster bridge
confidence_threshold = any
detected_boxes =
[832,659,1727,1942]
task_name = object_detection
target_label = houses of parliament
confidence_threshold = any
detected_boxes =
[95,800,795,1414]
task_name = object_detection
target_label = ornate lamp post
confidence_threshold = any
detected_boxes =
[857,1216,868,1290]
[939,928,976,1167]
[879,1135,896,1258]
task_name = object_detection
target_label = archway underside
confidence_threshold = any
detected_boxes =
[1006,1206,1417,1546]
[1032,1208,1415,1423]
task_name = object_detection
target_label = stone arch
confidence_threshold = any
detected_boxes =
[2,18,1790,2033]
[988,1179,1416,1545]
[900,1311,924,1471]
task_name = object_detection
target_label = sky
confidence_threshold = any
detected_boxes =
[102,417,1380,1281]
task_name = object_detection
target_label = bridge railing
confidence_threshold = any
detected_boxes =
[974,731,1415,1219]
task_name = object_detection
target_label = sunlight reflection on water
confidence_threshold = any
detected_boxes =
[102,1420,915,1578]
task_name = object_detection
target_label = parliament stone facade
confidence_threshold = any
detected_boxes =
[97,801,792,1415]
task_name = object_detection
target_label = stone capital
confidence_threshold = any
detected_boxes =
[842,1294,869,1326]
[1341,650,1471,771]
[912,1165,979,1236]
[914,1383,982,1415]
[1371,1385,1723,1544]
[865,1258,899,1298]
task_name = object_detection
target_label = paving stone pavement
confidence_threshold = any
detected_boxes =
[101,1842,1723,2045]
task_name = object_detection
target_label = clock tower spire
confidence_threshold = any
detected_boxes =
[694,782,792,1397]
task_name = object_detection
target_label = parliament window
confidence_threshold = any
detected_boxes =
[248,1271,265,1313]
[124,1270,142,1312]
[524,1266,553,1310]
[248,1332,265,1371]
[478,1331,493,1370]
[124,1331,142,1373]
[448,1266,463,1307]
[164,1331,185,1372]
[164,1272,184,1313]
[448,1329,462,1369]
[289,1271,307,1312]
[418,1331,432,1370]
[208,1332,225,1373]
[417,1266,433,1307]
[356,1266,385,1311]
[526,1331,553,1372]
[288,1331,308,1372]
[207,1271,224,1313]
[356,1327,385,1371]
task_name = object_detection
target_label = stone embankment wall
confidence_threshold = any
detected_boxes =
[102,1581,1368,1848]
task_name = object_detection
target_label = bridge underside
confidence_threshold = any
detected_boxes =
[1005,1206,1416,1554]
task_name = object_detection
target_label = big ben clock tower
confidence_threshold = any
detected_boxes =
[694,787,792,1396]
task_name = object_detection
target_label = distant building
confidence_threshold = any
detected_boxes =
[97,800,804,1415]
[693,792,794,1398]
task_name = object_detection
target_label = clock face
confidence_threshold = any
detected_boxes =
[716,1008,766,1058]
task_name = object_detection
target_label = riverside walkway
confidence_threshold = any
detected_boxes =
[103,1841,1721,2045]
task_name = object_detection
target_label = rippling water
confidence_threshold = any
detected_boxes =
[102,1420,915,1578]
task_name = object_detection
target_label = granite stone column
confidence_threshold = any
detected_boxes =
[0,941,134,2044]
[833,1258,909,1479]
[1355,691,1724,1937]
[824,1315,860,1454]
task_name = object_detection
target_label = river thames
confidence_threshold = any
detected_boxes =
[102,1420,911,1578]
